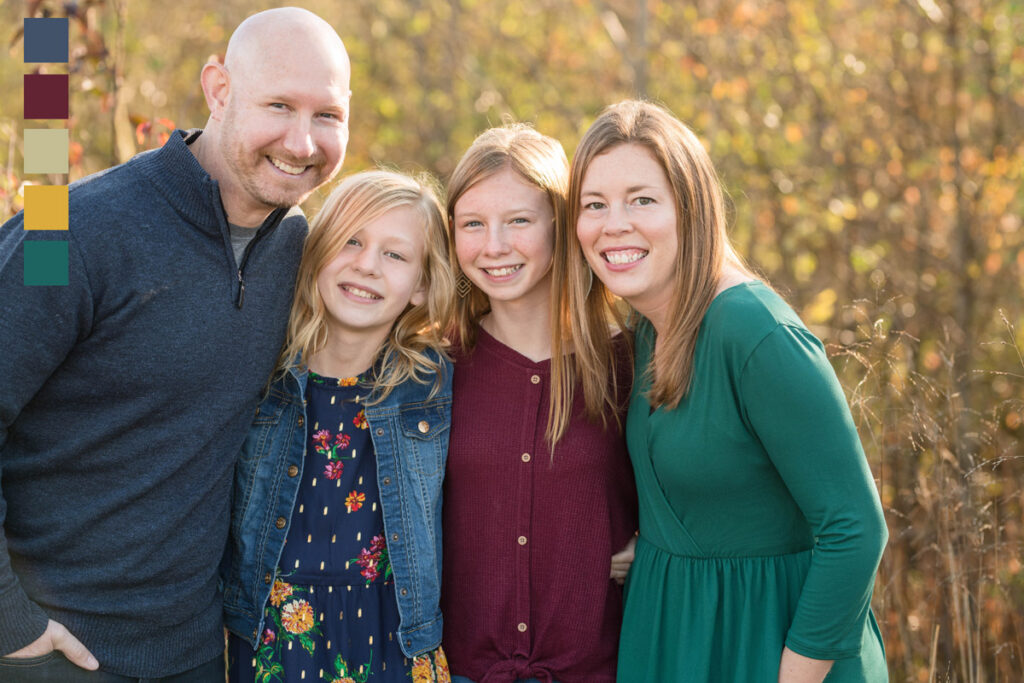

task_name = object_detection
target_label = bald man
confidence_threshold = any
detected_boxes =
[0,9,350,681]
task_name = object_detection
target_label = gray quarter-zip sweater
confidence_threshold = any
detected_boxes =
[0,129,306,676]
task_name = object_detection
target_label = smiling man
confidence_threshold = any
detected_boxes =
[0,8,350,682]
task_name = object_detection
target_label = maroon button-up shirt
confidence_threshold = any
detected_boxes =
[441,329,638,683]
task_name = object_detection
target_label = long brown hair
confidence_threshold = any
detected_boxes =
[567,99,753,409]
[279,169,454,402]
[447,124,621,445]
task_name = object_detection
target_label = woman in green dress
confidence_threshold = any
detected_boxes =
[563,99,888,682]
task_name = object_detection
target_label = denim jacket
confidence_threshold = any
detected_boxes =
[222,352,452,658]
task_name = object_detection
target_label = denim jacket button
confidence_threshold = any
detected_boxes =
[297,416,304,427]
[376,428,384,436]
[417,420,429,434]
[275,517,287,529]
[287,465,299,477]
[264,572,272,584]
[382,477,391,485]
[400,587,408,596]
[392,533,399,541]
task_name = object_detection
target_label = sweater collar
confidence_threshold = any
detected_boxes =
[131,129,227,236]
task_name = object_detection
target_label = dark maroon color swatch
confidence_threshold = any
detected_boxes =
[24,74,69,119]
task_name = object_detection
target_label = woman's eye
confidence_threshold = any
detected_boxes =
[460,220,482,229]
[385,251,405,261]
[635,196,655,206]
[583,201,605,211]
[346,238,360,246]
[510,217,530,225]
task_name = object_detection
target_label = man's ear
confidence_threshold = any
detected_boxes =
[200,61,231,121]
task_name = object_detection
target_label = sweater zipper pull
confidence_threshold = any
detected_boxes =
[236,269,246,309]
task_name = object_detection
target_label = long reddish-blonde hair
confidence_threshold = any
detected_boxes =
[447,124,624,445]
[567,100,753,409]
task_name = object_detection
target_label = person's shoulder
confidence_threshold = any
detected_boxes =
[704,281,810,358]
[279,205,308,233]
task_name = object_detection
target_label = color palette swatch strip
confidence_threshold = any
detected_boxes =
[23,17,70,286]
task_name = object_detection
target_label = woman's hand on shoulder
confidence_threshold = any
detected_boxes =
[610,534,637,585]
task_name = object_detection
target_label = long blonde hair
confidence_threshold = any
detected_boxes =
[447,124,619,446]
[279,169,454,401]
[567,99,753,409]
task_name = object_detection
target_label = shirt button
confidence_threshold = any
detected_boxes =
[297,416,304,427]
[417,420,429,434]
[264,572,272,584]
[521,452,531,462]
[517,622,528,632]
[517,536,527,546]
[287,465,299,477]
[530,374,540,384]
[275,517,287,529]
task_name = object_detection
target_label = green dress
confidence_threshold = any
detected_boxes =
[618,282,888,682]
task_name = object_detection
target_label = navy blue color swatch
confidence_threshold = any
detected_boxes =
[24,18,69,63]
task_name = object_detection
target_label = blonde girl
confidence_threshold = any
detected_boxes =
[223,170,456,683]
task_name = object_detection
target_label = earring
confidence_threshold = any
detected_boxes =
[456,273,472,298]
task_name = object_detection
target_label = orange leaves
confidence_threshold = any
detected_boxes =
[133,117,176,149]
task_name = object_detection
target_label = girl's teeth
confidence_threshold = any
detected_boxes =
[605,250,647,265]
[343,285,380,299]
[485,265,522,277]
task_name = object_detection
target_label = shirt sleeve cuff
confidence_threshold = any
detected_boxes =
[784,632,861,661]
[0,583,49,656]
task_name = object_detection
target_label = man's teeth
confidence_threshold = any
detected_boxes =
[270,157,306,175]
[343,285,380,300]
[605,250,647,265]
[484,265,522,277]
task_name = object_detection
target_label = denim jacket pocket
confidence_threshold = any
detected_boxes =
[398,400,450,477]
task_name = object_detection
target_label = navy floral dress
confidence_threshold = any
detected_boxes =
[228,370,449,683]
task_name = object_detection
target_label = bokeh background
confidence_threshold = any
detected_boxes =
[3,1,1022,680]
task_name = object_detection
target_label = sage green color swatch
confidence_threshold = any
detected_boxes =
[24,128,69,174]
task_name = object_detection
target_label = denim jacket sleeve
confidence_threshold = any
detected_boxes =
[222,369,307,646]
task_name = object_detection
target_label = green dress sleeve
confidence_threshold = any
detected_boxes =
[738,323,888,660]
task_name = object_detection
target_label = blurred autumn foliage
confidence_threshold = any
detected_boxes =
[2,0,1022,680]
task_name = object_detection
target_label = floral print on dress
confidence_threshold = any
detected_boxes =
[353,409,368,430]
[255,579,323,683]
[350,534,392,586]
[409,647,450,683]
[313,428,355,480]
